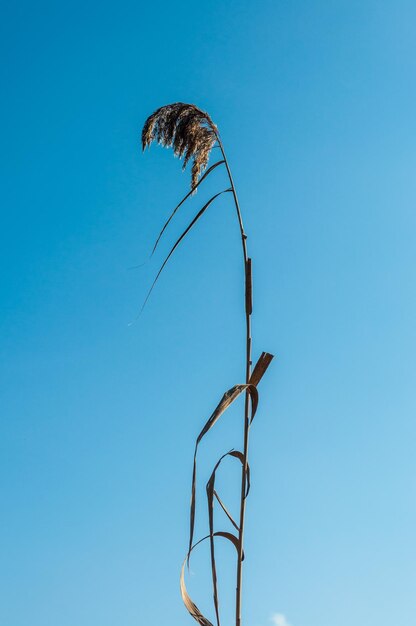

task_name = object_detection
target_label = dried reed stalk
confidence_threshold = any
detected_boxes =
[141,102,273,626]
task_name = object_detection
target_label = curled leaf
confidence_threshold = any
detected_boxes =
[180,532,241,626]
[189,384,258,563]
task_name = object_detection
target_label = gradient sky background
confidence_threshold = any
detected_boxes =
[1,2,416,626]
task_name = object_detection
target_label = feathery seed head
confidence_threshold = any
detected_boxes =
[142,103,218,191]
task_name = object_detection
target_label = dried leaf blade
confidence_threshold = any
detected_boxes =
[141,188,231,312]
[150,160,225,256]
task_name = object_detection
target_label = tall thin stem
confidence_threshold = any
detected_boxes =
[142,104,273,626]
[216,133,252,626]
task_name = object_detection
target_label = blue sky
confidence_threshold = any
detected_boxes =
[1,1,416,625]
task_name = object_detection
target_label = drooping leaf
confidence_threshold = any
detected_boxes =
[206,451,246,626]
[141,188,232,312]
[150,160,225,256]
[180,532,241,626]
[189,385,258,563]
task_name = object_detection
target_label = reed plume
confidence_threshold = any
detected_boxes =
[141,102,273,626]
[142,103,217,190]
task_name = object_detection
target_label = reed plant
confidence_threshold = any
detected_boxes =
[141,103,273,626]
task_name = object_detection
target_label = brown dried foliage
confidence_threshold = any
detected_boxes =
[141,102,274,626]
[142,103,218,190]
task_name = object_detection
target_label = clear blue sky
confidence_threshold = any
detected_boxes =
[1,2,415,625]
